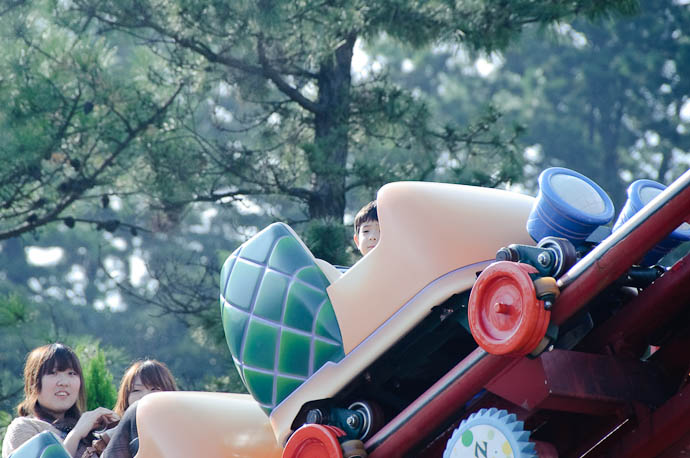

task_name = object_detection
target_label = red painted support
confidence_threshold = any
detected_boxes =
[552,169,690,326]
[580,253,690,355]
[485,350,665,415]
[604,383,690,457]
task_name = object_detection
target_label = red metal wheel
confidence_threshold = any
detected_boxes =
[468,261,550,356]
[283,424,344,458]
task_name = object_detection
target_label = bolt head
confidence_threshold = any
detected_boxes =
[306,409,323,424]
[347,415,360,428]
[537,252,550,266]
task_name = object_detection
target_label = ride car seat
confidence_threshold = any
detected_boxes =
[8,431,69,458]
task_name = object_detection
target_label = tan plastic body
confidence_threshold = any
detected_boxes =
[136,392,281,458]
[331,181,535,354]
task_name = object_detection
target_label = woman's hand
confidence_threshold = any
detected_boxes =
[75,407,120,438]
[63,408,120,456]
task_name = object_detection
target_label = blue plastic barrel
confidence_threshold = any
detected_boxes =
[527,167,614,246]
[613,179,690,266]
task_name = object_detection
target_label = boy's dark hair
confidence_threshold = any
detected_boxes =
[354,200,378,235]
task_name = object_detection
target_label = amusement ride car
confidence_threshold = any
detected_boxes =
[11,167,690,458]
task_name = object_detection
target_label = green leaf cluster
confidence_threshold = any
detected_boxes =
[77,345,118,411]
[301,218,353,266]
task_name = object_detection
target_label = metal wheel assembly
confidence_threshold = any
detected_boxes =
[536,236,578,278]
[347,400,385,441]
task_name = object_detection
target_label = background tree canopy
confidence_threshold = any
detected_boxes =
[374,0,690,207]
[0,0,639,243]
[4,0,690,442]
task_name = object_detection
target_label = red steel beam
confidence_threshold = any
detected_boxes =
[604,382,690,457]
[552,168,690,325]
[580,252,690,355]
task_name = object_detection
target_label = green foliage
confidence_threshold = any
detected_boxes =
[203,374,247,395]
[0,294,28,328]
[0,0,182,242]
[77,345,118,411]
[0,0,637,244]
[0,409,12,444]
[445,0,639,52]
[301,218,353,266]
[372,0,688,207]
[490,0,689,203]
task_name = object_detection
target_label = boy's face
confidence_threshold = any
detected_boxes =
[354,220,380,256]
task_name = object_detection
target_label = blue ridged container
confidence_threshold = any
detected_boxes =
[527,167,615,246]
[613,179,690,266]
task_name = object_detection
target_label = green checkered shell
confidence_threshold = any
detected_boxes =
[220,223,345,415]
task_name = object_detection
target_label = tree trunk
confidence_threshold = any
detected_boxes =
[308,34,356,221]
[4,238,30,285]
[597,97,626,209]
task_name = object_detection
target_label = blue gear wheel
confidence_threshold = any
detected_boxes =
[443,408,536,458]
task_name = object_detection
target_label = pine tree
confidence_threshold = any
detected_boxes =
[82,348,118,411]
[0,0,640,243]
